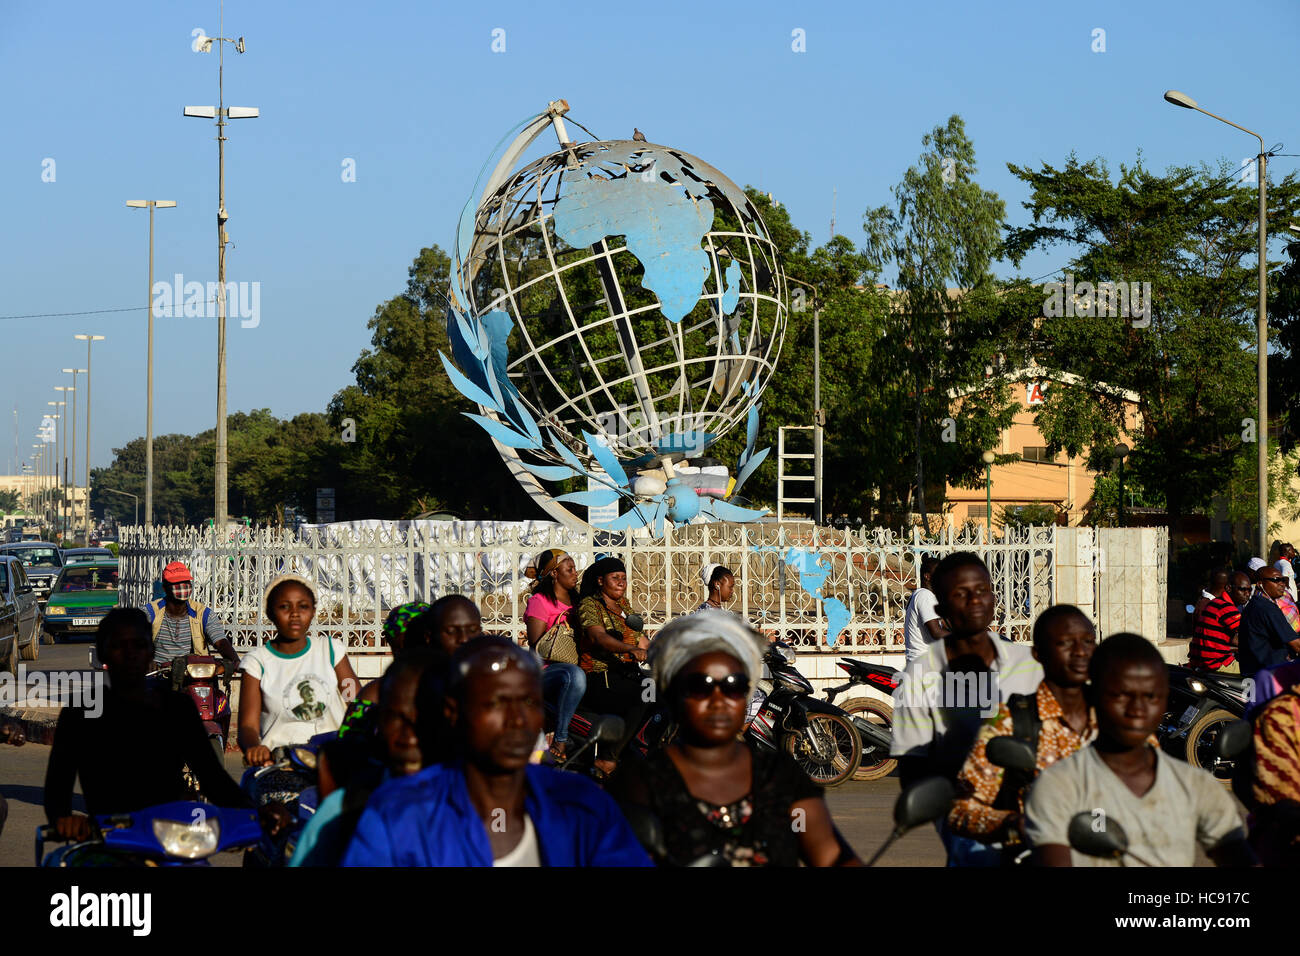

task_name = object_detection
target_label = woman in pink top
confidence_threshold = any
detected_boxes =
[524,549,586,763]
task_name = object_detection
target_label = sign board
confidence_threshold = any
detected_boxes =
[316,487,335,524]
[1026,381,1047,406]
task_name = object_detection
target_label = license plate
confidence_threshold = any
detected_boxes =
[72,617,99,627]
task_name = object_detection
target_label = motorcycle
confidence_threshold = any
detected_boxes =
[747,642,862,787]
[36,800,262,867]
[824,657,899,781]
[1158,664,1249,779]
[240,744,320,866]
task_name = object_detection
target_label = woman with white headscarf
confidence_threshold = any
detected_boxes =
[607,610,861,867]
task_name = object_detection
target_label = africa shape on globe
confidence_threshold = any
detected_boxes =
[451,139,788,465]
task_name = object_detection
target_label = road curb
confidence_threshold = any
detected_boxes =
[0,705,61,746]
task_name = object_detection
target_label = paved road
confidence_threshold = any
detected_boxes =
[0,740,942,867]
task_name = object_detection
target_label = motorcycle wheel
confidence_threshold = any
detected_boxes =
[783,713,861,787]
[839,696,897,782]
[1184,707,1238,781]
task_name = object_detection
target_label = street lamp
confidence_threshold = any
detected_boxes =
[1114,443,1131,527]
[982,450,996,530]
[1164,89,1270,557]
[54,385,73,536]
[74,335,104,543]
[47,401,64,539]
[186,21,258,532]
[61,368,85,541]
[127,199,176,527]
[103,488,139,526]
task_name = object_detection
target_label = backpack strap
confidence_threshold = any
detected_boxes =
[991,692,1042,812]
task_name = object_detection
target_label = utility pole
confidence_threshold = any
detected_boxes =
[74,336,104,543]
[127,200,176,526]
[62,369,84,540]
[185,12,257,532]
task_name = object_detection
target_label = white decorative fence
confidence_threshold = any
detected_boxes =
[119,521,1070,656]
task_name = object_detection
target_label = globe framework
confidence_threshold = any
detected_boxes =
[456,138,788,467]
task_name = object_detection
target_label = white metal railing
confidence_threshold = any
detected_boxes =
[119,521,1060,655]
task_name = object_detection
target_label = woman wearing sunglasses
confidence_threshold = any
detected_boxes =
[608,610,861,866]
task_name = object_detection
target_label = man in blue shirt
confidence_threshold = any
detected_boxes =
[1239,567,1300,675]
[342,635,651,867]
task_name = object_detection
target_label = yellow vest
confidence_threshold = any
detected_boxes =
[147,598,212,655]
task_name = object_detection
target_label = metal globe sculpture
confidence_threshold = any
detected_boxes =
[442,102,787,533]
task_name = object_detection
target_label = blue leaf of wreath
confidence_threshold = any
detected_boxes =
[481,309,520,400]
[440,351,503,413]
[554,489,622,508]
[582,431,631,490]
[739,402,760,469]
[505,389,542,444]
[519,461,581,482]
[731,446,770,499]
[550,434,590,474]
[700,498,770,523]
[463,413,542,450]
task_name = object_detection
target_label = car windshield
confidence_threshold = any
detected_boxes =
[58,567,118,592]
[15,548,60,569]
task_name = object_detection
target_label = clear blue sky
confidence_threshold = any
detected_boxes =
[2,0,1296,479]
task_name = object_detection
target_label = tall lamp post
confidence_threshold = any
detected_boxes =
[982,450,995,530]
[54,385,73,536]
[127,199,176,527]
[1164,90,1269,557]
[1114,443,1131,527]
[47,401,63,539]
[74,335,105,543]
[61,369,85,540]
[186,20,258,531]
[103,488,139,526]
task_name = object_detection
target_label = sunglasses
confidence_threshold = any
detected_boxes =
[679,672,750,700]
[1260,576,1286,584]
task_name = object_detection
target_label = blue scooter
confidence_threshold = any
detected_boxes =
[36,801,262,867]
[240,743,321,866]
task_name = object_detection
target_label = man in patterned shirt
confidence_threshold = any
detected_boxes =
[948,604,1097,851]
[1249,661,1300,865]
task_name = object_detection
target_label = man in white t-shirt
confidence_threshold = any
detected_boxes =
[904,555,948,661]
[1275,544,1298,602]
[1026,632,1251,867]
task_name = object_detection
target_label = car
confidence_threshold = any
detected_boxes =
[62,547,115,565]
[0,555,41,671]
[42,560,119,644]
[0,542,64,617]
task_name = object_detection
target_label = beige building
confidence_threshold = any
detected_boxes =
[944,366,1142,528]
[0,474,88,515]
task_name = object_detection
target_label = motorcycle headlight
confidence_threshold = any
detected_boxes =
[152,817,220,859]
[777,644,796,663]
[186,662,217,679]
[1188,679,1207,694]
[291,747,318,771]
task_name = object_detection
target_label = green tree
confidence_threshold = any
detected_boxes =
[861,115,1028,523]
[1004,155,1300,538]
[0,489,19,513]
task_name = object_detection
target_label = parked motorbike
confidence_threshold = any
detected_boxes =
[1158,664,1249,779]
[37,800,262,867]
[748,642,862,787]
[824,657,899,781]
[240,744,320,866]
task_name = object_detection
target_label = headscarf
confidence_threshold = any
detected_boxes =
[383,601,432,647]
[649,609,764,697]
[701,563,723,588]
[263,572,318,616]
[580,556,626,599]
[525,549,569,593]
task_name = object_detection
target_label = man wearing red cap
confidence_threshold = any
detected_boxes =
[143,562,239,674]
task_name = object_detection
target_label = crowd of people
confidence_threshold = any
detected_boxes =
[11,545,1300,867]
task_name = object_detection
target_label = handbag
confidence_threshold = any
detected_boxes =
[536,609,579,665]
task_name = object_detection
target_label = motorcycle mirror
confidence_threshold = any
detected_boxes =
[893,776,955,832]
[986,736,1038,773]
[624,613,644,632]
[1067,811,1128,858]
[591,715,626,745]
[1213,719,1252,761]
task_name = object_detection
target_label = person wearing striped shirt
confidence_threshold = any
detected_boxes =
[1189,571,1251,674]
